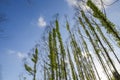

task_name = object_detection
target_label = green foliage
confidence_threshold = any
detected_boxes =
[87,0,120,46]
[24,48,38,80]
[24,64,33,75]
[24,1,120,80]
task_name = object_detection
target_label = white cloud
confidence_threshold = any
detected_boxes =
[17,52,26,59]
[66,0,77,6]
[103,0,113,5]
[7,49,26,59]
[66,0,113,10]
[38,16,47,27]
[8,50,16,54]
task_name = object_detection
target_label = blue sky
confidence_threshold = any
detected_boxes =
[0,0,120,80]
[0,0,74,80]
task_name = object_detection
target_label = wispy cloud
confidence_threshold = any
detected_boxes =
[7,50,27,59]
[66,0,77,6]
[66,0,113,10]
[8,49,16,54]
[17,52,26,59]
[38,16,47,27]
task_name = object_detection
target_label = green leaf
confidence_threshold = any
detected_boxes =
[24,64,33,73]
[35,48,38,55]
[31,58,36,63]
